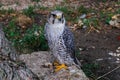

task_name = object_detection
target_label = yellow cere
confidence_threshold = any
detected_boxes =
[56,15,61,19]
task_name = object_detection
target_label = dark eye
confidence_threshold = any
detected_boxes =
[52,14,56,18]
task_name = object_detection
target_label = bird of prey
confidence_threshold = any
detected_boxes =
[44,10,79,72]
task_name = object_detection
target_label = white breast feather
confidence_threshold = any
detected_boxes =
[46,23,65,42]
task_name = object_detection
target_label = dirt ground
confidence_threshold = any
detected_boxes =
[74,27,120,80]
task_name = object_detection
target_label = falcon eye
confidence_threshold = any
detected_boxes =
[52,14,56,18]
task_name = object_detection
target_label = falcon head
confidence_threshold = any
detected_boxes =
[48,10,65,24]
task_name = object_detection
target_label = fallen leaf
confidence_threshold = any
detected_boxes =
[112,14,120,20]
[107,7,112,11]
[15,14,33,28]
[109,14,120,29]
[10,13,17,17]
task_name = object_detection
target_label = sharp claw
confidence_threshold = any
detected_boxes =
[53,61,60,66]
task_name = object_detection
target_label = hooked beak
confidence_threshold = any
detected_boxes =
[56,15,61,19]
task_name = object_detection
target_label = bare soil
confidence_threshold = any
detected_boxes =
[74,27,120,80]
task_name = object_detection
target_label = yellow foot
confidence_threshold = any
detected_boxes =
[53,62,68,72]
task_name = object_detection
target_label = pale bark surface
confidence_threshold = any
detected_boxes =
[0,24,39,80]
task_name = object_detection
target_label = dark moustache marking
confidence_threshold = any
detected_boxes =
[62,13,64,23]
[62,19,64,23]
[62,13,64,18]
[52,19,54,24]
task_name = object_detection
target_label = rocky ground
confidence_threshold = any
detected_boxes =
[19,51,89,80]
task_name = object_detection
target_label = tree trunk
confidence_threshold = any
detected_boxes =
[0,24,39,80]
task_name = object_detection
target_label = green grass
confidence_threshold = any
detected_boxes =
[77,5,88,14]
[116,8,120,14]
[82,63,99,79]
[23,6,35,17]
[0,3,3,8]
[82,17,100,29]
[4,20,20,40]
[0,9,6,14]
[0,8,15,14]
[54,6,71,14]
[116,1,120,4]
[4,20,48,53]
[99,11,114,24]
[77,5,95,14]
[76,50,99,79]
[21,24,48,51]
[32,0,40,2]
[38,6,47,10]
[98,0,108,3]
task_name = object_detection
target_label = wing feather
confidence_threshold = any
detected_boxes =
[62,26,76,60]
[62,26,81,66]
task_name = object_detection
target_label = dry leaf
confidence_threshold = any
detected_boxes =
[16,14,33,28]
[110,14,120,29]
[112,14,120,20]
[10,13,17,17]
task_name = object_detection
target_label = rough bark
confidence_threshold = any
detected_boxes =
[0,24,39,80]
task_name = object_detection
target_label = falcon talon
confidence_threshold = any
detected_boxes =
[54,64,68,72]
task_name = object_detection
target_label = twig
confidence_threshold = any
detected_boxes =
[96,65,120,80]
[87,24,100,34]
